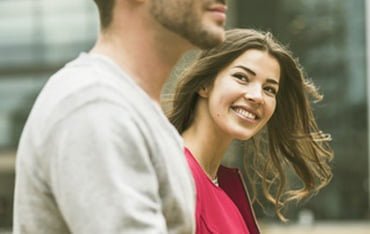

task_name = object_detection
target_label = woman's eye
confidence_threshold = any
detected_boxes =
[264,86,278,96]
[232,73,248,82]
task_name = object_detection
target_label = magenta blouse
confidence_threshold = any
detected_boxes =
[185,147,260,234]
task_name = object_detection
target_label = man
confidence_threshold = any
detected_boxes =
[13,0,227,233]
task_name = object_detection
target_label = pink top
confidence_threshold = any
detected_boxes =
[185,148,258,234]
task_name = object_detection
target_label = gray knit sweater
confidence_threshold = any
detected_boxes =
[13,53,195,234]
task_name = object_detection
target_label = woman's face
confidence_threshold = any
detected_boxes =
[200,49,281,140]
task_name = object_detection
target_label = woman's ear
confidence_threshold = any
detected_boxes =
[198,86,209,98]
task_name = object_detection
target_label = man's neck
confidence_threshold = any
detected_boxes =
[90,11,192,103]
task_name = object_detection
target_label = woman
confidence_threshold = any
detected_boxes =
[167,29,333,234]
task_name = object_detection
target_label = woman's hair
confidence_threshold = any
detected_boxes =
[167,28,333,221]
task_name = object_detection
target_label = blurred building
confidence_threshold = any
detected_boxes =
[236,0,369,221]
[0,0,369,231]
[0,0,97,227]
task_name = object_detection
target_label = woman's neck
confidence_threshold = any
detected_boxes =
[182,121,231,180]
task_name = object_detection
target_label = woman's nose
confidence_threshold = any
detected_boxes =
[243,86,264,105]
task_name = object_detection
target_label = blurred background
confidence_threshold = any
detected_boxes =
[0,0,369,233]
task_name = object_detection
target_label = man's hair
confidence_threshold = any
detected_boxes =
[93,0,115,29]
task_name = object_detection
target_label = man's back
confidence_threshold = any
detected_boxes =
[13,53,195,233]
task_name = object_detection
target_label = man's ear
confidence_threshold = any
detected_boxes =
[198,86,209,98]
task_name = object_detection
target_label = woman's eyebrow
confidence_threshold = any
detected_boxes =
[234,65,279,85]
[235,65,256,76]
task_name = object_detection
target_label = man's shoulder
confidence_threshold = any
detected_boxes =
[42,53,148,112]
[26,53,160,141]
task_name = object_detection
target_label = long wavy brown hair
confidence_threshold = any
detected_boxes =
[167,28,333,221]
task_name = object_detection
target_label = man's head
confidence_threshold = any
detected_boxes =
[93,0,227,49]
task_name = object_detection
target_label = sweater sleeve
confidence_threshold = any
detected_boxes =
[45,100,166,234]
